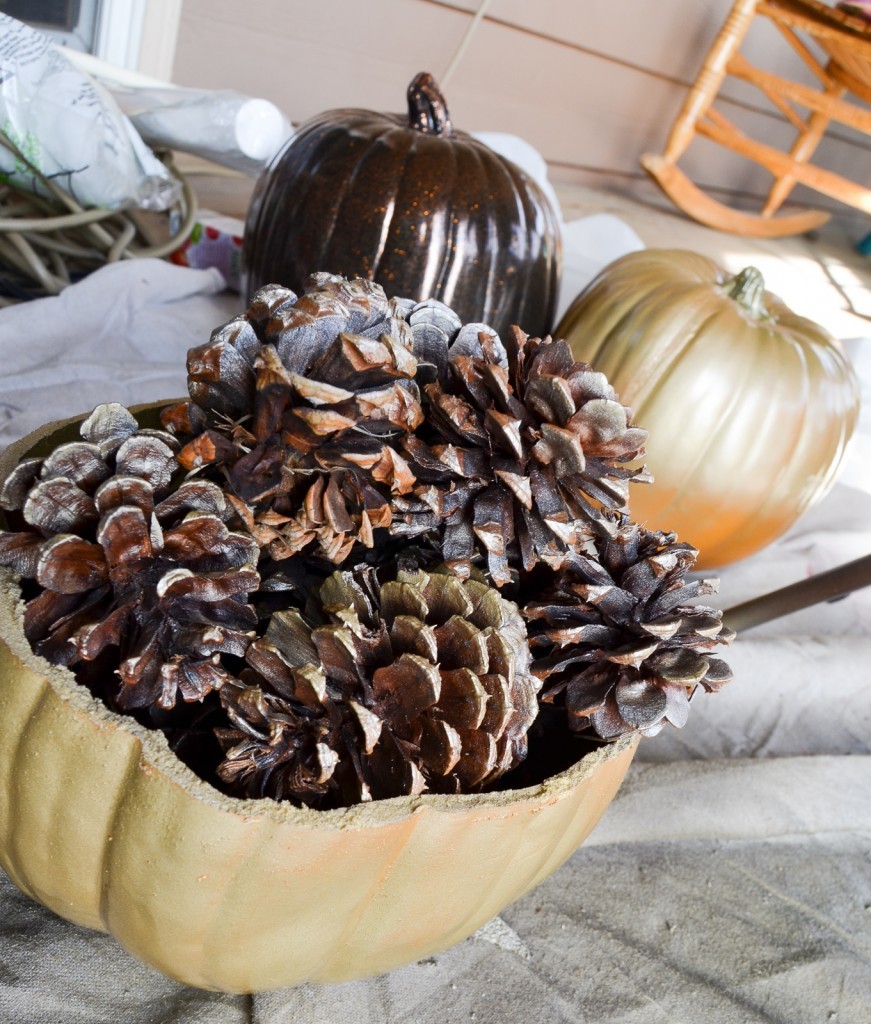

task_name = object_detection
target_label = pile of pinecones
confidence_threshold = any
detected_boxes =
[0,275,733,808]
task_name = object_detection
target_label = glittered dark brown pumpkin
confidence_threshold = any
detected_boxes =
[242,73,562,339]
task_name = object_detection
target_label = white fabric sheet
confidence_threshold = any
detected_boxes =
[0,251,869,1024]
[0,260,238,447]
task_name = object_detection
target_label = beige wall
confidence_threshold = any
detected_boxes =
[171,0,870,216]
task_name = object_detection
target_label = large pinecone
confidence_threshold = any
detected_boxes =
[162,275,425,566]
[0,403,260,711]
[524,519,734,739]
[395,327,649,587]
[161,275,536,569]
[215,565,539,807]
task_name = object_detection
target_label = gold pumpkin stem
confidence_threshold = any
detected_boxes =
[724,266,767,318]
[723,552,871,633]
[407,72,453,136]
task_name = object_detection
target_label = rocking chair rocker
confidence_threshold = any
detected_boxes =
[642,0,871,236]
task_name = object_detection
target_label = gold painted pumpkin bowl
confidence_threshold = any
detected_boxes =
[0,408,637,994]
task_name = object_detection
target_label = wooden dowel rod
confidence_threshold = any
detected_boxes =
[728,54,867,131]
[661,0,759,164]
[723,553,871,633]
[704,106,736,131]
[769,20,833,84]
[697,117,871,211]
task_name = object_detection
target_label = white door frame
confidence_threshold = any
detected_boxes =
[96,0,182,79]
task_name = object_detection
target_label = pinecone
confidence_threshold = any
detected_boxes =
[395,327,650,586]
[161,275,426,565]
[215,565,539,807]
[161,275,513,567]
[0,403,260,711]
[524,519,734,739]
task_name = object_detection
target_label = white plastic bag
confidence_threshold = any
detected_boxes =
[0,14,179,210]
[111,85,293,175]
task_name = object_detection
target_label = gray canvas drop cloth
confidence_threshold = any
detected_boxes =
[0,257,869,1024]
[0,259,239,447]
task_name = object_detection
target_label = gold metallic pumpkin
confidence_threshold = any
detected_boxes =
[0,408,636,994]
[557,249,860,567]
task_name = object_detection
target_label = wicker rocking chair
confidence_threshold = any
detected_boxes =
[642,0,871,236]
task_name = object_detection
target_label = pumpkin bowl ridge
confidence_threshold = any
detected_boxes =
[0,406,637,992]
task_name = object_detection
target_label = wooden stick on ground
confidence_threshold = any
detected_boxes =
[723,553,871,633]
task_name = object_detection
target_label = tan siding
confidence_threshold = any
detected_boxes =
[172,0,870,214]
[432,0,735,83]
[171,0,466,119]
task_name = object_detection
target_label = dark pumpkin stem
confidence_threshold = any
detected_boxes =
[723,552,871,633]
[725,266,767,318]
[407,72,453,136]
